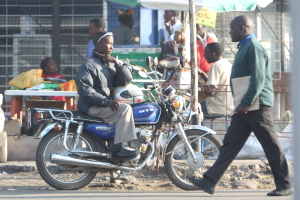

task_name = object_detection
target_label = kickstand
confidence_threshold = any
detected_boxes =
[109,170,119,183]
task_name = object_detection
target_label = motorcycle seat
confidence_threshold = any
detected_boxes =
[71,111,105,122]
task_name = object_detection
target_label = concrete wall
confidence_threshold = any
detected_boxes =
[7,136,40,161]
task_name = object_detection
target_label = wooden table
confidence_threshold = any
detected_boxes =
[4,90,78,123]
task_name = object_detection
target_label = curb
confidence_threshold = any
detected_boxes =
[0,159,293,173]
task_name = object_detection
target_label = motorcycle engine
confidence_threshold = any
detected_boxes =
[129,126,152,149]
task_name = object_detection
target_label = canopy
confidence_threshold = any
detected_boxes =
[107,0,273,12]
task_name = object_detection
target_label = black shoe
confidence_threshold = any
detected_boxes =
[267,188,294,196]
[188,177,215,195]
[112,143,139,161]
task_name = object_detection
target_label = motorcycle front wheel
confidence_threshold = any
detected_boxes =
[164,129,222,190]
[36,128,98,190]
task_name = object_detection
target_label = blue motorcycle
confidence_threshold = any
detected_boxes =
[28,81,222,191]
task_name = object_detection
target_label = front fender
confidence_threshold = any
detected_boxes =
[168,125,217,142]
[161,125,217,162]
[184,125,217,134]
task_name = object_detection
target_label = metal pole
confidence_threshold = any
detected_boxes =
[189,0,198,113]
[280,0,285,71]
[52,0,61,72]
[291,1,299,199]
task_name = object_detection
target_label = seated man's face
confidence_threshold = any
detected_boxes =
[97,35,114,55]
[204,47,215,64]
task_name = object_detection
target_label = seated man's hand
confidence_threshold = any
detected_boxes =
[200,84,216,96]
[107,100,120,111]
[101,55,120,66]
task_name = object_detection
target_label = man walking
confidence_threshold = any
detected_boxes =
[188,15,293,196]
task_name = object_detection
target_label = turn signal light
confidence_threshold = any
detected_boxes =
[54,123,61,131]
[173,100,179,108]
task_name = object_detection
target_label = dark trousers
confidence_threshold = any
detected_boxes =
[204,106,291,189]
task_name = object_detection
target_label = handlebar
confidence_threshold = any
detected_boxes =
[144,83,157,90]
[146,71,163,78]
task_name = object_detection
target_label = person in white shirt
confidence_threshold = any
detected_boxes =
[198,42,234,117]
[163,10,182,42]
[86,18,106,59]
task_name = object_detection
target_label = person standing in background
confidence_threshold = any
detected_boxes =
[188,15,293,197]
[86,18,106,58]
[112,9,139,45]
[196,24,217,74]
[163,10,181,42]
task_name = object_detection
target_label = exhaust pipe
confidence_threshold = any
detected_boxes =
[50,154,137,171]
[50,141,154,172]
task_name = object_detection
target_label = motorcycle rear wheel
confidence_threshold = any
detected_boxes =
[36,128,98,190]
[164,129,222,190]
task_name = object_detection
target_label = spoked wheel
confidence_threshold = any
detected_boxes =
[36,128,100,190]
[164,130,222,190]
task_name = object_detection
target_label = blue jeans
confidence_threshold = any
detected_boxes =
[200,100,208,115]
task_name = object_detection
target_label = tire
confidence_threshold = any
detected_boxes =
[36,127,98,190]
[164,129,222,190]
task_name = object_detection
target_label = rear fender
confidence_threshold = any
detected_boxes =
[34,121,109,152]
[34,122,60,139]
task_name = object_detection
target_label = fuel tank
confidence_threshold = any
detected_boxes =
[132,102,161,124]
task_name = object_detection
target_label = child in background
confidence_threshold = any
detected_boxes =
[40,57,66,101]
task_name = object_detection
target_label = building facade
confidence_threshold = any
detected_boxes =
[0,0,291,116]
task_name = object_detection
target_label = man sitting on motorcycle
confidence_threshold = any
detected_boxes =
[75,31,139,161]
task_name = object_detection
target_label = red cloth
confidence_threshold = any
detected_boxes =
[42,73,66,101]
[42,73,65,79]
[196,37,215,74]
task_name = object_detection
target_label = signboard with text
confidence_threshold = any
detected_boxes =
[195,7,217,28]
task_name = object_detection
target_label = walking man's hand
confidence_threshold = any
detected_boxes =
[235,104,249,115]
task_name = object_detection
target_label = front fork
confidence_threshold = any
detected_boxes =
[174,122,198,163]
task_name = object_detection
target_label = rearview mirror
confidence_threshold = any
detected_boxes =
[138,71,148,78]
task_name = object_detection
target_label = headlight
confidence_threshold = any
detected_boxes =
[164,85,176,97]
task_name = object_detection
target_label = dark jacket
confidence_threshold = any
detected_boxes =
[75,50,116,113]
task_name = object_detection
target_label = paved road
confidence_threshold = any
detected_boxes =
[0,190,293,200]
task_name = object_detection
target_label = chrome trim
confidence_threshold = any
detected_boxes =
[70,150,108,157]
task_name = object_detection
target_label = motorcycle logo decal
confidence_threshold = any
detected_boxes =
[138,108,155,113]
[95,127,111,131]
